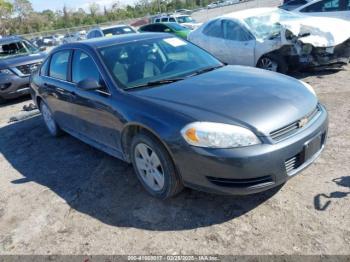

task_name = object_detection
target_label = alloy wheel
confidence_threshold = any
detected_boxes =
[134,143,165,191]
[259,57,278,72]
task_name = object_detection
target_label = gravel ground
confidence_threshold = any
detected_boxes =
[0,65,349,255]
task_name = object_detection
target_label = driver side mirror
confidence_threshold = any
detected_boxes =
[77,78,103,91]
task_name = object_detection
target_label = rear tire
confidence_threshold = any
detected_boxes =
[257,54,288,74]
[40,101,63,137]
[131,132,184,199]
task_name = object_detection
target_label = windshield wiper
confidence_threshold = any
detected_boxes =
[127,77,185,89]
[187,64,225,77]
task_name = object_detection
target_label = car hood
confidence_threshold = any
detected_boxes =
[0,52,46,69]
[280,16,350,47]
[132,66,318,136]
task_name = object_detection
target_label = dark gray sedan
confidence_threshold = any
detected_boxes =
[30,33,328,199]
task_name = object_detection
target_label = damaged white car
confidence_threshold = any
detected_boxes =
[188,8,350,73]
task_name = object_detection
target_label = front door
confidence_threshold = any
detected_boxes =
[68,50,122,151]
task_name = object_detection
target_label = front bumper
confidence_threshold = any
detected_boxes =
[0,74,30,100]
[172,104,328,195]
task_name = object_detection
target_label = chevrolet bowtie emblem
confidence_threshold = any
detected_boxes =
[298,117,308,128]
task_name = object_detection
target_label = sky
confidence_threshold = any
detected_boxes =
[30,0,136,12]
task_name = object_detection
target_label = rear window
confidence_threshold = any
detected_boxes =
[102,26,136,36]
[203,20,223,38]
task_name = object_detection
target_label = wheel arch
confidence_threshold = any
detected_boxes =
[120,122,176,164]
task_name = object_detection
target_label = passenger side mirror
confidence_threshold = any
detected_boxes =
[77,78,103,91]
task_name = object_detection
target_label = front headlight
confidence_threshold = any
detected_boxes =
[299,80,316,96]
[181,122,261,148]
[0,68,13,75]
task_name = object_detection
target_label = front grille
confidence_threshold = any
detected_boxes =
[16,62,42,75]
[270,106,320,141]
[206,175,274,188]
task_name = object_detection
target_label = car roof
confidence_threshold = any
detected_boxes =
[99,24,130,30]
[57,33,169,50]
[0,36,23,44]
[221,7,278,20]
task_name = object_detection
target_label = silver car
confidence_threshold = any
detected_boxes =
[188,8,350,73]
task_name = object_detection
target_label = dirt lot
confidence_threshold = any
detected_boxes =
[0,65,349,255]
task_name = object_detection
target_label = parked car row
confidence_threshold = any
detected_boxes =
[208,0,241,9]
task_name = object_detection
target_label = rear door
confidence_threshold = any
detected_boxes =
[221,19,255,66]
[197,19,227,61]
[41,50,77,129]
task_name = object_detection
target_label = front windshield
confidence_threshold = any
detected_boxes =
[0,40,39,59]
[177,16,194,23]
[244,9,304,39]
[99,37,222,89]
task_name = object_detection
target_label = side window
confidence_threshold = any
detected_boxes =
[222,20,251,41]
[95,30,103,37]
[301,0,341,12]
[40,59,49,76]
[72,50,99,83]
[202,19,224,38]
[169,17,176,22]
[161,17,168,22]
[49,50,70,80]
[155,18,160,23]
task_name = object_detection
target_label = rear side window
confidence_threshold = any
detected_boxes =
[202,19,223,38]
[155,18,160,23]
[222,20,251,41]
[72,50,100,83]
[49,50,70,80]
[301,0,342,12]
[161,17,168,22]
[169,17,176,22]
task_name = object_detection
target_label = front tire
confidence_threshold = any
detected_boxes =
[131,132,183,199]
[257,54,288,74]
[40,101,63,137]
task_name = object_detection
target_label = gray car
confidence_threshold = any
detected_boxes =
[30,34,328,199]
[0,36,46,103]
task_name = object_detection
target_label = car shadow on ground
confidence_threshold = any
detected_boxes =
[289,67,346,80]
[0,96,31,108]
[0,115,281,231]
[314,176,350,211]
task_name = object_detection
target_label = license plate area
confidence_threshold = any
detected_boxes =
[302,134,322,162]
